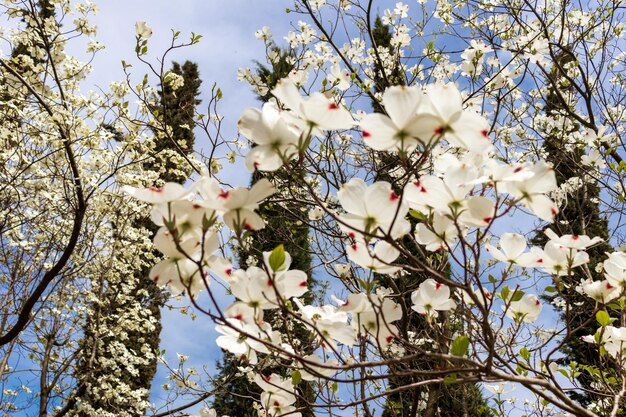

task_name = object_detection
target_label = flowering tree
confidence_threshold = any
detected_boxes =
[3,0,626,417]
[0,2,211,415]
[128,1,626,416]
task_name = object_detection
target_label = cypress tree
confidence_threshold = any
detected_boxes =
[535,49,614,411]
[369,17,492,417]
[213,44,316,417]
[71,61,202,416]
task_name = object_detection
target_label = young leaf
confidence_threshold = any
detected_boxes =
[268,244,286,271]
[596,310,610,327]
[511,290,525,302]
[450,335,470,357]
[501,286,510,301]
[519,347,530,362]
[292,370,302,385]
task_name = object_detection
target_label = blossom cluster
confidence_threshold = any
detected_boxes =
[123,75,626,411]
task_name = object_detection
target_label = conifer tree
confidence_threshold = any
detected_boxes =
[370,17,492,417]
[535,49,614,410]
[213,45,316,417]
[70,61,202,416]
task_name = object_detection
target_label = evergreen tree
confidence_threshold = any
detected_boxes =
[535,49,614,411]
[370,17,492,417]
[71,61,202,416]
[213,45,316,417]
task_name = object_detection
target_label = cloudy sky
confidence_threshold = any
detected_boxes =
[89,1,295,413]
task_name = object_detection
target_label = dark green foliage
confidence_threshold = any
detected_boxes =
[72,61,202,416]
[536,49,614,410]
[254,44,296,102]
[370,18,493,417]
[212,48,316,417]
[370,16,405,113]
[212,353,260,417]
[144,61,202,184]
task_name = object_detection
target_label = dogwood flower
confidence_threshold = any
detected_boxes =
[150,200,216,231]
[149,257,204,296]
[502,161,558,222]
[346,240,400,274]
[255,373,297,406]
[581,149,606,168]
[196,409,217,417]
[462,286,492,307]
[414,213,458,251]
[603,326,626,360]
[588,326,626,361]
[485,233,542,267]
[458,196,496,227]
[339,292,402,347]
[229,267,279,310]
[295,299,356,348]
[535,241,589,276]
[272,78,353,131]
[215,319,276,364]
[123,182,188,204]
[506,294,542,323]
[411,83,493,153]
[148,228,218,296]
[360,85,427,151]
[327,63,351,90]
[262,250,309,299]
[337,178,410,238]
[238,102,301,171]
[334,263,350,275]
[218,179,275,233]
[579,279,620,303]
[544,229,603,250]
[404,162,477,216]
[483,160,535,184]
[255,26,272,40]
[604,251,626,288]
[298,354,338,380]
[411,279,455,317]
[135,21,152,38]
[224,301,263,324]
[484,383,514,395]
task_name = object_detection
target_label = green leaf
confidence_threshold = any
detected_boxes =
[409,209,426,221]
[443,373,457,384]
[268,244,286,271]
[488,274,497,284]
[510,290,525,302]
[292,370,302,385]
[450,335,470,357]
[596,310,610,327]
[544,286,557,293]
[519,347,530,362]
[501,286,510,301]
